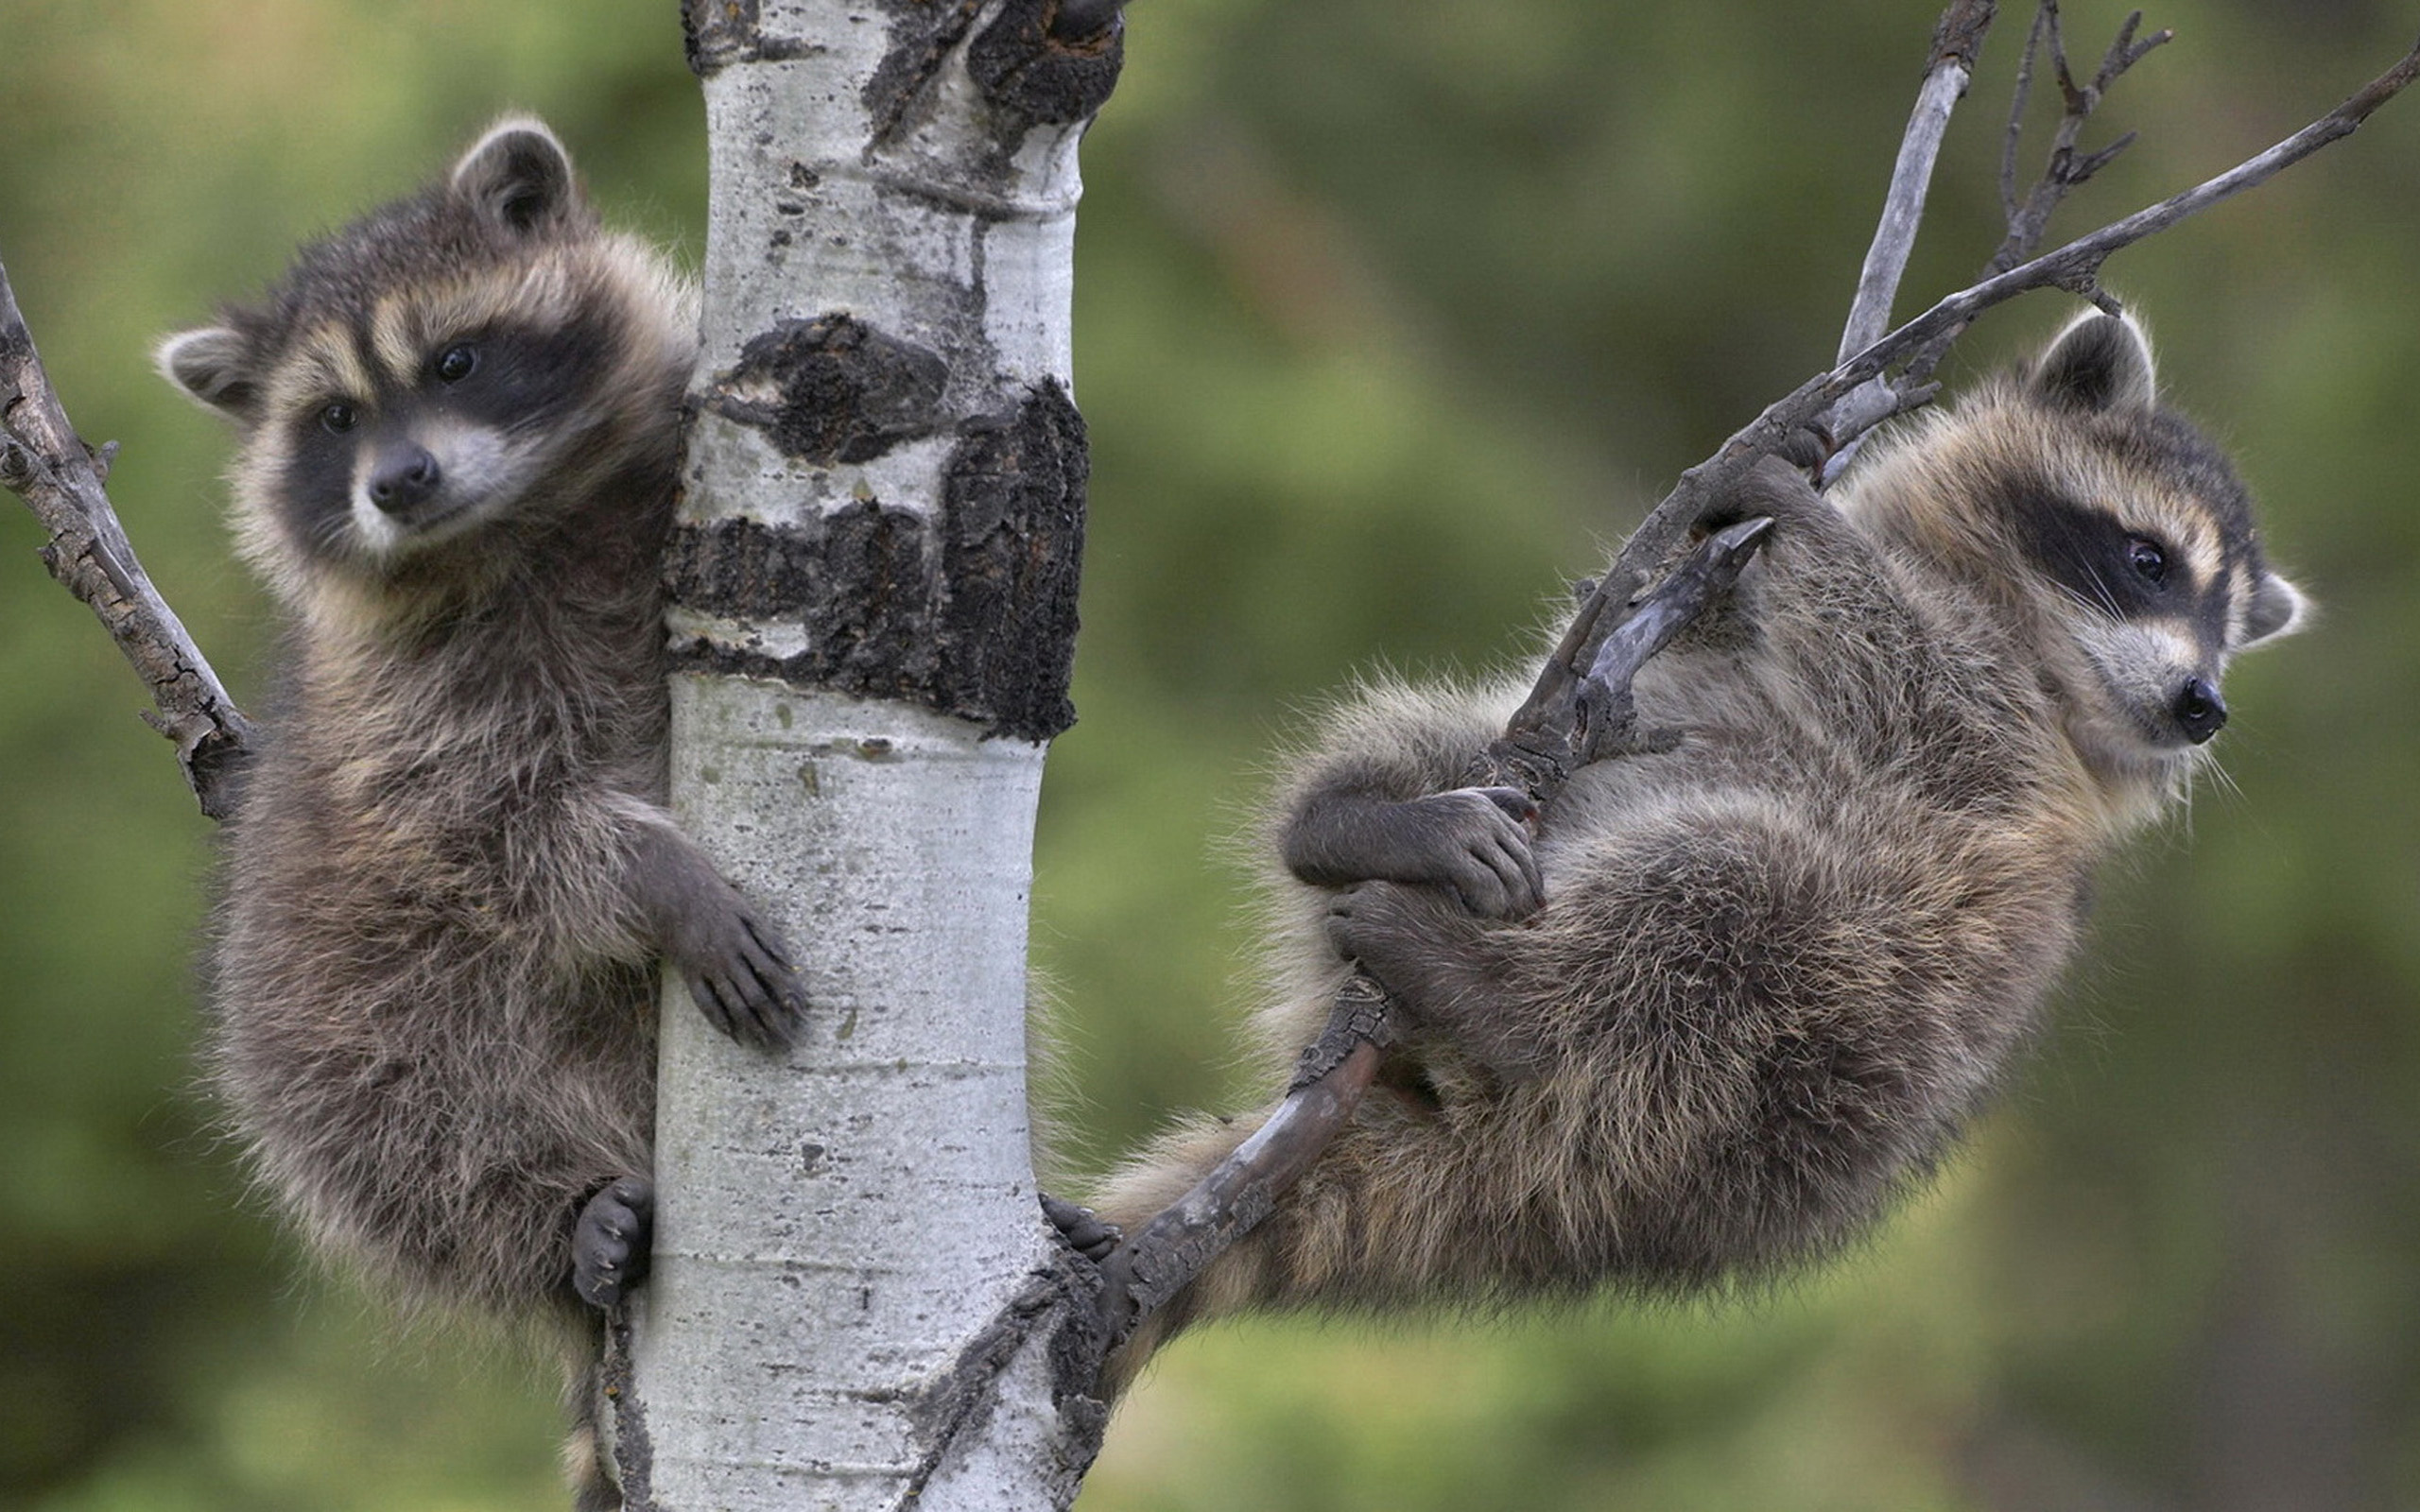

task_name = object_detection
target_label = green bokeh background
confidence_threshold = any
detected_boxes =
[3,1,2414,1507]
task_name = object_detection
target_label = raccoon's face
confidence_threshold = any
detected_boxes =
[2004,313,2307,774]
[237,307,614,567]
[156,120,693,595]
[2015,464,2304,764]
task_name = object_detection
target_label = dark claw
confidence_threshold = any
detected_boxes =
[1042,1193,1120,1263]
[744,915,796,973]
[1047,0,1123,42]
[1774,423,1835,472]
[687,968,742,1041]
[573,1177,655,1309]
[677,903,806,1053]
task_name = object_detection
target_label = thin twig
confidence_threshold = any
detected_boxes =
[0,257,253,818]
[1896,1,2173,403]
[2000,4,2050,225]
[1992,3,2171,278]
[1827,1,1999,494]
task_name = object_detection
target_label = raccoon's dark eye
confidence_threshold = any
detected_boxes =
[434,344,479,384]
[2126,536,2169,586]
[320,401,358,434]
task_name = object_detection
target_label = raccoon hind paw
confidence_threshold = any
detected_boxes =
[573,1176,654,1309]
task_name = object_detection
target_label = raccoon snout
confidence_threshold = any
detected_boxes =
[2171,676,2227,745]
[369,444,443,515]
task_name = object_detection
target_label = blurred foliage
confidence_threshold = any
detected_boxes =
[2,0,2415,1507]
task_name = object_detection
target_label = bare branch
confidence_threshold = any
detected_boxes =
[2000,4,2049,225]
[0,256,253,819]
[1864,26,2420,404]
[1840,0,1999,364]
[1092,981,1393,1347]
[1993,2,2173,278]
[1852,2,2169,472]
[1826,1,2000,496]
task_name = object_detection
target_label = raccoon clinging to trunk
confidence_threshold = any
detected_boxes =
[1083,311,2308,1394]
[158,119,803,1505]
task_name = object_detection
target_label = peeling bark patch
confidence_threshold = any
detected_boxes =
[666,502,937,714]
[664,507,821,610]
[967,0,1126,128]
[706,316,947,466]
[666,384,1085,742]
[822,498,941,688]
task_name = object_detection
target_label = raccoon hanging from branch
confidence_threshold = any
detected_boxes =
[156,118,804,1505]
[1079,310,2307,1394]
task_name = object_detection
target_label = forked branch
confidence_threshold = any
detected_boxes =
[1996,3,2171,277]
[1609,20,2420,664]
[1828,2,2171,469]
[1840,0,1998,365]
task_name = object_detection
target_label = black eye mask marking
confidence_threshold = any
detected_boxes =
[420,317,614,435]
[2008,479,2214,626]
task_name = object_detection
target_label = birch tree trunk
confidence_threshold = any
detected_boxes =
[605,3,1121,1506]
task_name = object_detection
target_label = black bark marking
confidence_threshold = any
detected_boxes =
[823,497,942,692]
[865,0,1122,146]
[863,0,988,141]
[667,380,1086,742]
[895,1265,1109,1506]
[936,379,1086,742]
[706,316,948,467]
[967,0,1126,129]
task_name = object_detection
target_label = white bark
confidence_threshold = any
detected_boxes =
[610,2,1116,1506]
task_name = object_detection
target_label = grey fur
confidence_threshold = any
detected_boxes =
[164,119,803,1505]
[1092,313,2306,1391]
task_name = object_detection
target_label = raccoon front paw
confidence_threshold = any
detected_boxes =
[1289,787,1541,918]
[1041,1192,1121,1264]
[1411,786,1543,918]
[671,894,807,1053]
[1325,880,1466,995]
[573,1177,654,1310]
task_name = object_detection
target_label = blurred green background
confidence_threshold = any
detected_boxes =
[3,0,2414,1507]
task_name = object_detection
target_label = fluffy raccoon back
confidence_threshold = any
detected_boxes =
[207,591,673,1319]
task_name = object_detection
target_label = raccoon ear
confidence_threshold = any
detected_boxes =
[451,117,579,236]
[2031,310,2157,413]
[2238,569,2310,648]
[155,326,259,421]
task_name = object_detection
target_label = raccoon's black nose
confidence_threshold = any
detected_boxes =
[2172,677,2227,744]
[369,445,442,514]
